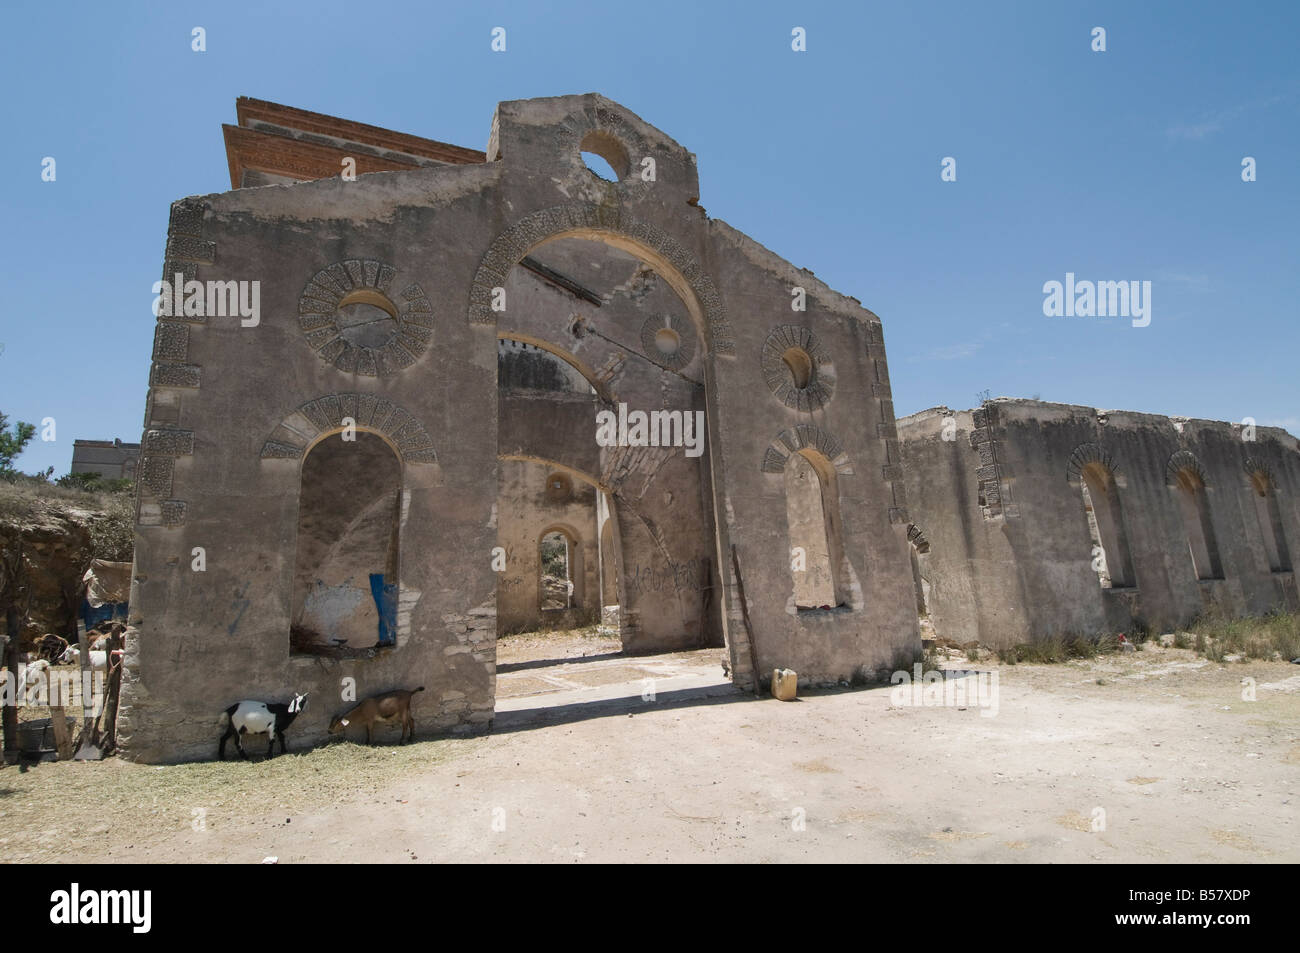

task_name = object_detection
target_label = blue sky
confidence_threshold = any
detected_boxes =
[2,0,1296,476]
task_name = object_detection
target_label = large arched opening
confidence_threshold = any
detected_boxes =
[488,223,726,714]
[290,430,403,655]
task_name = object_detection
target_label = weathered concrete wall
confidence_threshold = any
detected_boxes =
[899,399,1300,648]
[120,154,505,763]
[119,93,921,761]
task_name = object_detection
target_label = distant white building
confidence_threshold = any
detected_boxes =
[71,438,140,480]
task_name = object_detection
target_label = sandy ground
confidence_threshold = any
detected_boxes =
[2,633,1297,863]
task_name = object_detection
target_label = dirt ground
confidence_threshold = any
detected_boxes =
[2,631,1297,864]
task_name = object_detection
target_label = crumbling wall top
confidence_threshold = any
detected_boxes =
[486,93,700,205]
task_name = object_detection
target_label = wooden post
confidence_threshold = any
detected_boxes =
[49,706,72,760]
[0,631,10,768]
[97,630,124,755]
[729,544,763,697]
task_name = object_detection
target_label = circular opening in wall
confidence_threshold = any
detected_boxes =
[579,130,631,181]
[336,289,399,349]
[655,327,681,356]
[782,347,814,390]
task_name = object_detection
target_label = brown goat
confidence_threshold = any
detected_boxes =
[328,687,424,744]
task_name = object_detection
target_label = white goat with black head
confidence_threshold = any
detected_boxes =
[218,692,308,760]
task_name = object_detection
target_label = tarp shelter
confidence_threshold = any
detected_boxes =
[81,559,131,629]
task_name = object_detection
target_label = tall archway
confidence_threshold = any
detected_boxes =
[488,222,724,656]
[1167,453,1223,581]
[495,453,622,639]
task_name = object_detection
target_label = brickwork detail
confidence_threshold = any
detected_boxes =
[1065,442,1118,483]
[1166,449,1210,487]
[760,325,835,410]
[971,402,1016,520]
[760,425,853,475]
[260,393,437,464]
[297,260,433,377]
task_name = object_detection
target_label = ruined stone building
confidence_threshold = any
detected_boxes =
[71,438,140,481]
[119,95,920,762]
[899,400,1299,649]
[116,97,1299,762]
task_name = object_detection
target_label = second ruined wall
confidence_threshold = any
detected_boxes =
[900,399,1300,648]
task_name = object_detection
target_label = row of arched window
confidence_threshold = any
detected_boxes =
[1076,451,1291,591]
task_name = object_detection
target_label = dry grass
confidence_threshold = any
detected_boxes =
[1187,609,1300,662]
[0,478,121,510]
[993,612,1300,666]
[0,480,135,561]
[496,624,620,663]
[0,735,471,860]
[997,632,1125,664]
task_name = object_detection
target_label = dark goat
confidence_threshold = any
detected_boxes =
[218,692,309,760]
[328,687,424,744]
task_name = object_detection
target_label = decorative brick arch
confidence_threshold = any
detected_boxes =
[260,393,436,464]
[1243,457,1275,491]
[1066,443,1118,484]
[1166,450,1210,487]
[467,203,735,354]
[760,425,853,475]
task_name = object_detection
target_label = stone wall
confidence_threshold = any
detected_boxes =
[117,93,921,761]
[899,399,1300,649]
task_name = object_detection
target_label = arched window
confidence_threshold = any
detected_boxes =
[291,431,401,653]
[1171,464,1223,580]
[1250,470,1292,573]
[785,450,848,609]
[599,508,619,608]
[1078,461,1136,589]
